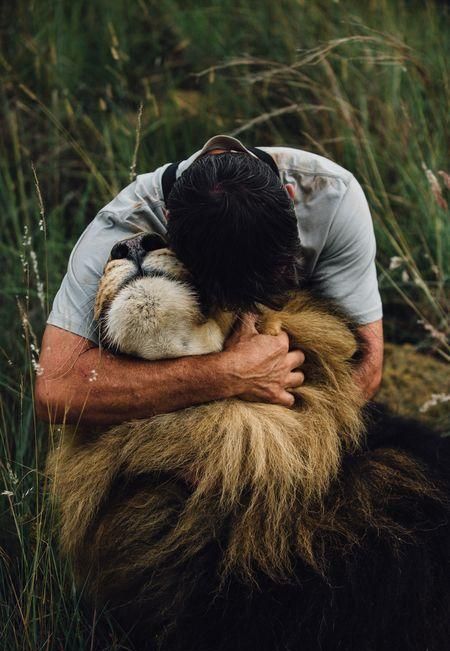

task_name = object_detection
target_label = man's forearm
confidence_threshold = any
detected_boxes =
[36,346,238,427]
[354,355,382,400]
[353,319,384,400]
[35,320,305,428]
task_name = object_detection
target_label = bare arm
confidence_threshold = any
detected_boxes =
[353,319,384,400]
[35,319,305,427]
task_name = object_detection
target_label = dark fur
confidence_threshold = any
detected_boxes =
[101,406,450,651]
[51,224,450,650]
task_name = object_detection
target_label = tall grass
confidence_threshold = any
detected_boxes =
[0,1,448,648]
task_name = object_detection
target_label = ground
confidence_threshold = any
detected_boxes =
[379,343,449,433]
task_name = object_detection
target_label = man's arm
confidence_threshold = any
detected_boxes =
[309,176,383,399]
[354,319,383,400]
[35,319,305,427]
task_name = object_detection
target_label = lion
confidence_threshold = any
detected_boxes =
[47,233,450,651]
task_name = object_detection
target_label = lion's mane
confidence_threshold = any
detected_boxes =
[46,250,450,651]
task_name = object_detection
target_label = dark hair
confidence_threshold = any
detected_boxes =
[166,152,304,312]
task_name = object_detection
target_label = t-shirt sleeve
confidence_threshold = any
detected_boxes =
[311,176,383,325]
[47,212,132,344]
[47,172,167,343]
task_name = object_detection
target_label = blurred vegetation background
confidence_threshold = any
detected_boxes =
[0,0,448,649]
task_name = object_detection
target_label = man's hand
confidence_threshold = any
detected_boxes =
[222,314,305,407]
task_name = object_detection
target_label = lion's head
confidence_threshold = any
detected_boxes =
[94,232,232,359]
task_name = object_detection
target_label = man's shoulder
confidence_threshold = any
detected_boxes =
[259,146,354,184]
[99,164,169,218]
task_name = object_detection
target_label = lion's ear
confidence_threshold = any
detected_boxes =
[140,232,168,253]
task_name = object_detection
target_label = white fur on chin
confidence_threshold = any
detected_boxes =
[106,275,225,359]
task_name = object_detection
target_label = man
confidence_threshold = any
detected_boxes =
[35,135,383,426]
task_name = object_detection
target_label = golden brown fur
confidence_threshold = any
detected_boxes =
[47,257,440,616]
[48,291,365,585]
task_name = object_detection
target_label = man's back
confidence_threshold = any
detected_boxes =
[47,136,382,344]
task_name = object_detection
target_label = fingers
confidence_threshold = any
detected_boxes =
[277,390,296,408]
[235,313,259,335]
[275,329,290,347]
[286,349,305,370]
[286,371,304,389]
[224,313,259,348]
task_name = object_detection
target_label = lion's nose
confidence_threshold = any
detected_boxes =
[110,233,167,264]
[110,241,132,260]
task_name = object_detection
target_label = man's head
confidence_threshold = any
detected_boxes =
[166,151,304,312]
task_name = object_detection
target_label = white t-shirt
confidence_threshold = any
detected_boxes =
[48,140,382,344]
